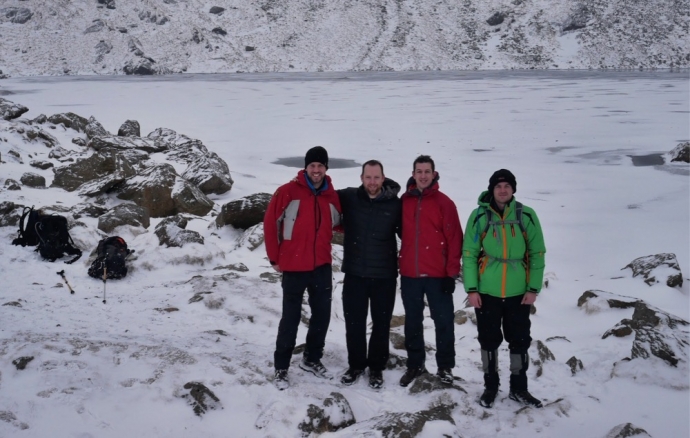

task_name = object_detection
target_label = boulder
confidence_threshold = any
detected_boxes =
[337,402,456,437]
[566,356,584,376]
[24,126,58,148]
[51,150,136,192]
[118,120,141,137]
[84,116,109,139]
[72,137,87,146]
[209,6,225,15]
[31,114,47,124]
[0,7,32,24]
[0,201,24,227]
[487,12,506,26]
[88,134,163,154]
[83,19,105,34]
[4,179,21,190]
[409,372,466,394]
[298,392,355,436]
[155,215,204,247]
[48,146,75,161]
[29,160,54,170]
[116,163,213,217]
[234,223,264,251]
[98,203,150,232]
[623,253,683,288]
[0,97,28,120]
[95,40,113,63]
[216,193,269,229]
[47,112,89,132]
[669,141,689,163]
[124,58,156,75]
[97,0,116,10]
[605,423,651,438]
[19,172,45,188]
[70,202,108,219]
[212,27,227,36]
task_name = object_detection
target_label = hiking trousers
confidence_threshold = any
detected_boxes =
[400,276,455,369]
[342,274,397,371]
[274,264,333,370]
[475,293,532,354]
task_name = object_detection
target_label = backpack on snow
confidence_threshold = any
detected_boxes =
[11,206,44,247]
[88,236,133,280]
[34,214,83,264]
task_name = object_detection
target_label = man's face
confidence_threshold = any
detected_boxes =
[361,164,384,198]
[493,182,514,205]
[412,162,434,191]
[306,162,327,186]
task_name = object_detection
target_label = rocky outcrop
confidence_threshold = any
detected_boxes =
[605,423,651,438]
[155,215,204,247]
[623,253,683,288]
[116,163,214,217]
[19,172,45,188]
[338,402,456,437]
[298,392,355,436]
[234,223,265,251]
[669,141,689,163]
[0,7,32,24]
[118,120,141,137]
[48,112,89,133]
[88,135,163,154]
[216,193,270,229]
[0,201,23,227]
[51,150,136,192]
[209,6,225,15]
[0,98,28,120]
[30,160,54,170]
[97,203,150,232]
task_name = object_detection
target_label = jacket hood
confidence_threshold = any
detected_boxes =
[296,169,332,193]
[404,172,440,197]
[357,177,401,201]
[478,190,516,210]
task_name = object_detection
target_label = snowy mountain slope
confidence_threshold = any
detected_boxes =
[0,0,687,76]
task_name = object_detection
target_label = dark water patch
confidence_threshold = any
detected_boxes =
[669,110,690,113]
[273,157,359,169]
[629,154,664,166]
[473,149,493,152]
[546,146,578,153]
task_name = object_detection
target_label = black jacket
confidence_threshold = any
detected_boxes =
[337,178,402,279]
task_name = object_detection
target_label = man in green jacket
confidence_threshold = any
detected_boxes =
[462,169,546,409]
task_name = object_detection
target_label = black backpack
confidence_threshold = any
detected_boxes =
[88,236,133,280]
[11,206,43,247]
[34,215,83,264]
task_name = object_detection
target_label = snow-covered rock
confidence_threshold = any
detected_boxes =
[623,253,683,288]
[0,98,28,121]
[216,193,270,229]
[97,202,150,232]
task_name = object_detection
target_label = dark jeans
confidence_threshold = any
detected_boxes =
[342,274,397,371]
[400,276,455,369]
[475,294,532,354]
[274,264,333,370]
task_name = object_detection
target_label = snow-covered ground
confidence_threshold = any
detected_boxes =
[0,70,688,437]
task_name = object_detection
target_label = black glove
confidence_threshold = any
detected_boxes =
[443,277,456,294]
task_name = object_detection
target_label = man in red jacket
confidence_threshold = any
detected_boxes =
[263,146,342,390]
[398,155,463,387]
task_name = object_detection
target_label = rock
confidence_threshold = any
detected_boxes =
[245,46,255,52]
[88,134,162,153]
[389,332,405,351]
[178,382,222,417]
[117,163,213,217]
[537,340,555,362]
[32,114,47,124]
[390,315,405,328]
[11,356,34,370]
[339,402,456,437]
[97,0,116,10]
[623,253,683,288]
[331,230,344,246]
[128,37,145,56]
[4,179,21,190]
[566,356,584,376]
[48,146,74,161]
[298,392,355,436]
[124,58,156,75]
[669,141,689,163]
[84,116,109,139]
[454,309,469,325]
[0,201,23,227]
[385,353,406,370]
[209,6,225,15]
[234,223,265,251]
[579,290,689,368]
[29,160,53,170]
[191,28,203,43]
[98,203,150,232]
[5,149,22,163]
[19,172,46,188]
[47,112,89,132]
[0,97,28,120]
[94,40,113,63]
[216,193,270,229]
[155,215,204,247]
[72,137,87,146]
[83,19,105,34]
[0,7,33,24]
[71,202,108,219]
[24,126,58,148]
[52,150,136,192]
[487,12,506,26]
[181,151,233,195]
[562,5,590,32]
[118,120,141,137]
[606,423,652,438]
[212,27,227,36]
[409,373,466,394]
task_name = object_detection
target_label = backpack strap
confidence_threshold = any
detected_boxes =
[11,206,34,246]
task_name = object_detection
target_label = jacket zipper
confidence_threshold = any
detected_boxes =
[415,195,422,277]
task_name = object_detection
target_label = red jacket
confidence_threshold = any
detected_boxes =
[399,177,463,278]
[263,170,342,272]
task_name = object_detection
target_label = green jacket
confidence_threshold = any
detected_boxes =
[462,191,546,298]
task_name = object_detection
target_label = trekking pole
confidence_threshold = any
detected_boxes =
[56,270,75,295]
[102,265,107,304]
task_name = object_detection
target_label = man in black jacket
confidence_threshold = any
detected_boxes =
[337,160,402,389]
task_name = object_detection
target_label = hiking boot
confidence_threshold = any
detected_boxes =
[369,369,383,389]
[299,358,334,380]
[399,366,428,387]
[340,368,364,386]
[509,390,543,408]
[479,388,498,408]
[274,369,289,390]
[437,368,453,385]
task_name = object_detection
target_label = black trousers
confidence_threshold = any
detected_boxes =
[342,274,397,371]
[274,264,332,370]
[475,294,532,354]
[400,276,455,369]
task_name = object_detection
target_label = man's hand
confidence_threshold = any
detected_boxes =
[271,263,282,273]
[443,277,456,294]
[467,292,482,308]
[521,292,538,305]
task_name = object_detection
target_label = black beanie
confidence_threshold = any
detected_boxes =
[488,169,516,193]
[304,146,329,169]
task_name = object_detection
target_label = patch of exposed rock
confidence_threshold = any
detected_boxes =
[20,172,46,188]
[98,203,150,232]
[177,382,222,417]
[118,120,141,137]
[0,98,28,120]
[48,112,89,133]
[155,215,204,247]
[623,253,683,288]
[52,150,136,193]
[298,392,355,436]
[216,193,271,229]
[606,423,652,438]
[668,141,689,163]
